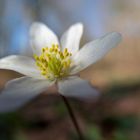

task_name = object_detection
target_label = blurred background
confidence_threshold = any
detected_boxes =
[0,0,140,140]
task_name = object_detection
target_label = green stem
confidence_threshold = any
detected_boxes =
[61,95,85,140]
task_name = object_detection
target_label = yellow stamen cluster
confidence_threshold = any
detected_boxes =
[34,44,72,80]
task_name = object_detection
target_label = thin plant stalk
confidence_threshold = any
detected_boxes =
[61,95,84,140]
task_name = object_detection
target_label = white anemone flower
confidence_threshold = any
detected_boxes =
[0,22,122,113]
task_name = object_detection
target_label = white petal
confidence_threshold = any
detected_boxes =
[58,76,99,99]
[0,55,43,79]
[60,23,83,55]
[0,76,53,113]
[71,32,122,74]
[30,22,59,55]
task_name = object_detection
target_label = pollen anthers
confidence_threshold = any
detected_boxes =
[34,44,72,80]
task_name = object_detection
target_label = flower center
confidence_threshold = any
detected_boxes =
[34,44,72,80]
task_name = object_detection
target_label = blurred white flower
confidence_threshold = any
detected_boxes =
[0,22,122,112]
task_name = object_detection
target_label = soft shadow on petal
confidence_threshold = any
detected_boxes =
[0,55,44,79]
[71,32,122,74]
[58,76,99,100]
[0,76,53,113]
[30,22,59,55]
[60,23,83,55]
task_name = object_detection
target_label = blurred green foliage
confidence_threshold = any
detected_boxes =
[0,112,24,140]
